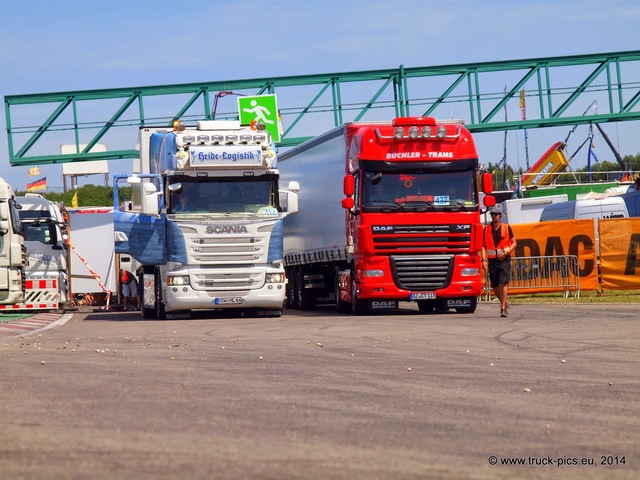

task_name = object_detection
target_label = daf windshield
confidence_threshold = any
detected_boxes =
[168,177,279,215]
[362,170,477,211]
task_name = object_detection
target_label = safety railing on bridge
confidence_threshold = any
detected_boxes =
[483,255,581,300]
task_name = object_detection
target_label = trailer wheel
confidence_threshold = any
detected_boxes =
[350,270,367,315]
[335,270,350,313]
[155,271,167,320]
[296,268,316,310]
[455,297,478,314]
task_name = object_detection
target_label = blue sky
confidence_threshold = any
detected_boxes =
[2,0,640,192]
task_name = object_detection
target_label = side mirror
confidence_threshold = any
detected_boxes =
[288,181,300,193]
[343,175,355,197]
[481,172,494,194]
[0,202,9,220]
[286,190,299,214]
[142,182,160,216]
[483,195,497,208]
[342,198,354,209]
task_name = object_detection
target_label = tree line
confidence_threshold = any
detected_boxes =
[16,184,132,208]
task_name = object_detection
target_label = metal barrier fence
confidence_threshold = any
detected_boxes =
[484,255,581,300]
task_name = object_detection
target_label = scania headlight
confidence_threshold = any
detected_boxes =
[266,273,285,283]
[167,275,190,286]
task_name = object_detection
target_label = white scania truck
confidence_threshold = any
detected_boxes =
[113,120,299,319]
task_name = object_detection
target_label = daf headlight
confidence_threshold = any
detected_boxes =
[460,268,479,276]
[167,275,190,286]
[266,273,285,283]
[393,127,404,139]
[363,269,384,277]
[436,126,447,139]
[408,126,419,139]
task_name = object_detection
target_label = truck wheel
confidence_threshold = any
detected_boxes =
[335,271,350,313]
[296,268,316,310]
[141,268,156,319]
[350,271,367,315]
[155,272,167,320]
[455,297,478,314]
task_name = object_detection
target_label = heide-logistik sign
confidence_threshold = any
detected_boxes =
[510,218,640,292]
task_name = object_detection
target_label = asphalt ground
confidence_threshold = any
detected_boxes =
[0,302,638,479]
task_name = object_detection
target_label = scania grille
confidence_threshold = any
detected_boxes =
[391,255,454,290]
[181,226,270,265]
[192,269,264,290]
[372,224,471,254]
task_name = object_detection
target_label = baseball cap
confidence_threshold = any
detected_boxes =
[488,206,503,215]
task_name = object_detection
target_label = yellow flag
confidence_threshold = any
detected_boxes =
[71,190,78,208]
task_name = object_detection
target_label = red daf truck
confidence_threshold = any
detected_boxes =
[278,117,495,314]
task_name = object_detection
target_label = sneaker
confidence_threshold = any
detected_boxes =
[500,309,508,317]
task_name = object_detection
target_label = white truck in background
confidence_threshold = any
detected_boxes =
[0,177,27,307]
[16,194,69,308]
[496,194,569,225]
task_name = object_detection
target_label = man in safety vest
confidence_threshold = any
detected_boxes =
[481,206,517,317]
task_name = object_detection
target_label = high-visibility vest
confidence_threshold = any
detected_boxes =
[484,223,511,258]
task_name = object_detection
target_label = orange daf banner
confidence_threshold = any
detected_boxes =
[598,217,640,289]
[509,219,599,293]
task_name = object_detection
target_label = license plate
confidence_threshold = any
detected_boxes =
[215,297,243,305]
[410,292,436,300]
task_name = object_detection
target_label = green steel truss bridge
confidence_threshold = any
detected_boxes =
[5,50,640,166]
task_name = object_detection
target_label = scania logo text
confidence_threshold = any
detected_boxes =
[206,225,249,234]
